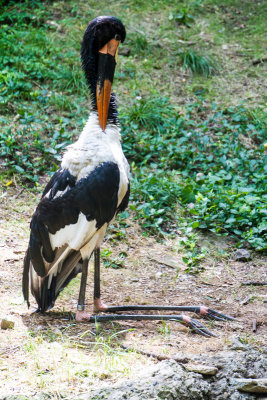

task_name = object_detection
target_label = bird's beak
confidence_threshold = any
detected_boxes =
[97,38,120,131]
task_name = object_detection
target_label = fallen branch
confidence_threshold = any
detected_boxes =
[13,188,24,199]
[0,345,20,356]
[252,320,257,333]
[252,56,267,65]
[241,282,267,286]
[120,344,189,364]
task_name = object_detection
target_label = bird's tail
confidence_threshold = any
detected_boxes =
[22,248,31,308]
[26,249,82,312]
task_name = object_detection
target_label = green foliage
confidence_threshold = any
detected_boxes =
[180,51,217,77]
[100,249,126,269]
[0,0,266,255]
[0,110,73,181]
[0,0,87,181]
[127,32,150,56]
[121,97,267,251]
[169,8,195,27]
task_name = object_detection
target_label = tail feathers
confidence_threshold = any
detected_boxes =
[30,250,83,312]
[22,248,30,308]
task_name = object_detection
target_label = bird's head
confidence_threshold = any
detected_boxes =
[81,16,126,131]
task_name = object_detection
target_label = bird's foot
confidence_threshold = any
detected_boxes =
[93,298,108,313]
[182,315,216,337]
[197,306,234,321]
[76,310,92,322]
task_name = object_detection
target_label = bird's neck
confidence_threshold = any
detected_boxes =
[82,58,118,126]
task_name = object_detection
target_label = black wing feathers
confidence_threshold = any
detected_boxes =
[41,168,76,199]
[28,162,120,277]
[117,183,130,214]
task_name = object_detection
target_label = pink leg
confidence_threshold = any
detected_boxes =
[94,298,108,313]
[76,310,91,322]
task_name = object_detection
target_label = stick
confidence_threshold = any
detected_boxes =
[120,344,189,364]
[252,56,267,65]
[241,282,267,286]
[252,320,257,333]
[13,188,24,199]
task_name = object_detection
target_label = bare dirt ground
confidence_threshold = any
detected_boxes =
[0,186,266,397]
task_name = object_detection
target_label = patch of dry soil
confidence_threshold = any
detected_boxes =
[0,186,266,397]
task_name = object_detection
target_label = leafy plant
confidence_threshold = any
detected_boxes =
[169,8,195,27]
[100,249,126,269]
[121,97,267,251]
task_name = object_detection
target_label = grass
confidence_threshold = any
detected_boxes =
[0,0,266,259]
[180,51,218,76]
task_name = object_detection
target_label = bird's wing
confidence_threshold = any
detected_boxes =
[27,161,121,278]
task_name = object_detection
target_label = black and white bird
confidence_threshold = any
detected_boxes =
[23,16,232,335]
[23,16,129,320]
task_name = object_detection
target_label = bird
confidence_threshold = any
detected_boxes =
[23,16,232,336]
[22,16,130,319]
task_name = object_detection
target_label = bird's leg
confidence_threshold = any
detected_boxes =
[93,248,108,313]
[76,258,91,322]
[75,252,232,335]
[103,305,233,322]
[77,313,216,337]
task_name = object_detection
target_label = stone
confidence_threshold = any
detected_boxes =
[1,319,14,330]
[233,378,267,393]
[230,337,249,351]
[185,363,218,375]
[234,249,252,262]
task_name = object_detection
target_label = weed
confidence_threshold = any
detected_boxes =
[169,8,195,27]
[127,32,150,56]
[121,96,266,251]
[180,51,218,77]
[100,248,126,269]
[158,320,171,336]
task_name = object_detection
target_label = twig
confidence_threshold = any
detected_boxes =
[241,282,267,286]
[13,188,24,199]
[200,281,219,286]
[150,256,176,269]
[240,294,254,306]
[177,40,196,45]
[252,320,257,333]
[120,344,189,364]
[252,56,267,65]
[32,80,44,90]
[0,345,20,357]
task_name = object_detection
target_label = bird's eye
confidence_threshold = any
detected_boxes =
[115,34,121,41]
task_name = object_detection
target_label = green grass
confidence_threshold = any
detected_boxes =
[180,51,218,77]
[0,0,266,252]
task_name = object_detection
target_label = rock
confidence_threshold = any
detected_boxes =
[233,378,267,393]
[1,319,14,330]
[234,249,252,262]
[185,363,218,375]
[155,271,163,279]
[230,336,249,351]
[67,348,267,400]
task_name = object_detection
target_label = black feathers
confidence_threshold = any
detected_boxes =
[81,16,126,123]
[28,162,120,277]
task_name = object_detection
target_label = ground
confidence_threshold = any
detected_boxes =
[0,187,266,397]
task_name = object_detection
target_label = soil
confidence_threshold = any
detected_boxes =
[0,186,266,397]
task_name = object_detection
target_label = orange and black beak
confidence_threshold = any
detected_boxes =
[96,38,120,131]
